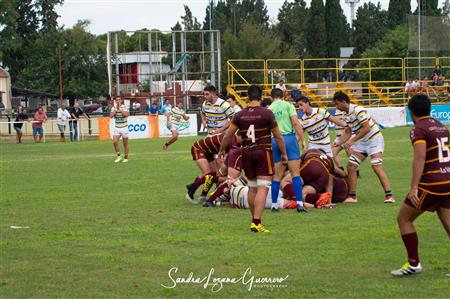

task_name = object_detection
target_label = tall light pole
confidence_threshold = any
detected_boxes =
[345,0,360,27]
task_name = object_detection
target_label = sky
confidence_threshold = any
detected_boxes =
[55,0,439,35]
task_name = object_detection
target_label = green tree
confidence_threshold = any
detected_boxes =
[387,0,411,29]
[275,0,308,56]
[37,0,62,33]
[325,0,350,58]
[416,0,440,16]
[305,0,326,58]
[352,2,387,57]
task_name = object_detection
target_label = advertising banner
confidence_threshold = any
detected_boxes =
[407,104,450,125]
[158,114,198,137]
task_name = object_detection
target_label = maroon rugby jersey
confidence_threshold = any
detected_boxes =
[231,106,277,149]
[301,149,335,174]
[192,133,236,155]
[410,117,450,193]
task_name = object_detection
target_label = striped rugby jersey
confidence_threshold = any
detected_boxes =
[202,98,234,133]
[334,109,345,138]
[169,107,186,128]
[113,105,128,129]
[343,104,381,142]
[301,108,331,145]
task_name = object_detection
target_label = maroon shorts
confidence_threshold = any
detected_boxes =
[242,147,274,179]
[404,187,450,212]
[225,148,242,172]
[332,177,348,203]
[191,146,214,162]
[300,159,329,194]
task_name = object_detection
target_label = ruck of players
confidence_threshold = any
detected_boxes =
[182,84,450,276]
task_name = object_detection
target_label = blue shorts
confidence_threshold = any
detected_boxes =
[32,127,43,136]
[272,133,301,163]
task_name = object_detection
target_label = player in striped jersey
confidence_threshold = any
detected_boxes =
[228,182,296,209]
[110,97,129,163]
[163,101,189,150]
[226,94,242,114]
[296,96,346,157]
[201,85,234,135]
[332,91,394,204]
[391,94,450,277]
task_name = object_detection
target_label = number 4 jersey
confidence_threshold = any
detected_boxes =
[410,116,450,194]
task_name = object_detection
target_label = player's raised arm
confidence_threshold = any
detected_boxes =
[109,106,116,118]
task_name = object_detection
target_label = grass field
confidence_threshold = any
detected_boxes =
[1,126,449,298]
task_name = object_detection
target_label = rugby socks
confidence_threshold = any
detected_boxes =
[192,176,206,189]
[304,193,319,204]
[116,152,121,156]
[385,190,393,199]
[252,218,261,226]
[292,176,303,207]
[348,192,357,199]
[282,183,296,200]
[271,180,281,204]
[207,182,228,202]
[401,232,419,267]
[202,172,217,196]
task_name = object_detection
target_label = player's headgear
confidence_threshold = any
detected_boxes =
[247,85,262,101]
[333,91,350,103]
[408,94,431,117]
[270,88,284,99]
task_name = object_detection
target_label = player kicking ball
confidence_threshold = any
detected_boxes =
[219,85,288,233]
[391,94,450,277]
[163,101,189,150]
[110,97,129,163]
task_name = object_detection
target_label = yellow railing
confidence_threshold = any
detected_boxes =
[227,57,450,107]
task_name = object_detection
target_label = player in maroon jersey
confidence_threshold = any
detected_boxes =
[218,85,288,233]
[185,133,234,203]
[391,94,450,277]
[303,177,348,208]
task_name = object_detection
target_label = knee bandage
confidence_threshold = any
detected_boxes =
[257,179,272,188]
[371,158,383,165]
[349,155,362,167]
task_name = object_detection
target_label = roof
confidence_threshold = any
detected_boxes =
[0,67,10,78]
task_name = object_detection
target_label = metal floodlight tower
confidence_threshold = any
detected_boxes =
[345,0,360,26]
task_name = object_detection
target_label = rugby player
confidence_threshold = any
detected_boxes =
[296,96,346,157]
[332,91,394,204]
[202,85,234,135]
[110,97,129,163]
[185,133,235,203]
[391,94,450,276]
[219,85,288,233]
[269,88,308,213]
[163,101,189,150]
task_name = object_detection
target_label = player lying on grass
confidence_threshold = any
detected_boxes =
[163,101,189,151]
[281,149,347,208]
[391,94,450,277]
[332,91,394,204]
[185,133,237,203]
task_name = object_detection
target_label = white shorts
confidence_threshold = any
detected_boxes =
[113,127,129,138]
[167,123,179,132]
[308,143,333,157]
[352,134,384,156]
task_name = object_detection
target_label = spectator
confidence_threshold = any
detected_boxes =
[14,106,30,144]
[32,106,47,143]
[431,64,442,81]
[275,79,287,92]
[69,102,89,142]
[289,84,302,102]
[160,98,172,115]
[147,102,159,116]
[405,79,414,97]
[421,76,430,95]
[225,94,242,114]
[57,103,71,142]
[412,77,420,92]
